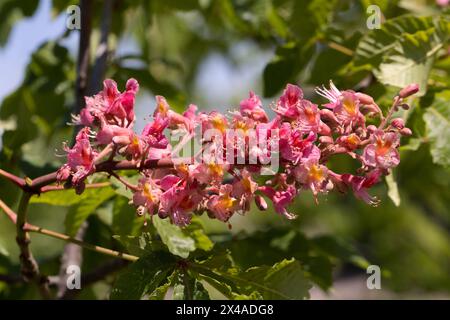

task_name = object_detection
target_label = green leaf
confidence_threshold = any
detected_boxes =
[399,138,422,151]
[0,241,8,257]
[184,217,213,252]
[311,235,370,269]
[112,196,143,236]
[153,216,196,258]
[386,172,401,206]
[0,0,39,46]
[354,15,449,95]
[31,187,108,206]
[148,270,177,300]
[236,259,312,300]
[172,271,211,300]
[64,188,115,236]
[110,252,175,300]
[263,42,314,97]
[423,99,450,167]
[374,29,443,95]
[192,258,312,300]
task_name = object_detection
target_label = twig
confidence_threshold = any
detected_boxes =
[0,199,138,264]
[40,182,111,193]
[327,41,354,56]
[15,192,51,299]
[0,169,25,189]
[25,226,138,262]
[28,157,179,193]
[0,274,24,285]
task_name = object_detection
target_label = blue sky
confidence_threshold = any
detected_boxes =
[0,0,273,127]
[0,0,73,103]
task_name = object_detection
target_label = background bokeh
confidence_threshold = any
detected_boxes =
[0,0,449,299]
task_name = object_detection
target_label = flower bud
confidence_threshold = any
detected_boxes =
[391,118,405,129]
[399,83,419,98]
[400,103,410,110]
[400,127,412,136]
[367,125,377,133]
[255,195,268,211]
[356,92,375,105]
[319,136,334,145]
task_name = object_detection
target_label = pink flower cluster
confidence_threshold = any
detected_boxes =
[57,78,416,226]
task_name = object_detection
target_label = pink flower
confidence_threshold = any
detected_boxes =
[232,169,258,212]
[292,100,322,133]
[279,125,317,164]
[76,78,139,127]
[159,178,202,226]
[240,91,268,122]
[274,84,304,119]
[336,133,361,151]
[341,170,381,206]
[141,116,169,149]
[57,127,97,193]
[259,185,297,219]
[132,176,162,216]
[207,184,239,222]
[363,130,400,169]
[316,81,364,126]
[200,111,229,134]
[294,147,328,199]
[154,96,195,132]
[192,159,228,185]
[104,78,139,125]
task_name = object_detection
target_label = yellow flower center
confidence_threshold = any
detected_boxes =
[143,182,156,202]
[309,164,324,182]
[342,96,357,115]
[208,163,223,177]
[211,115,227,133]
[346,134,360,146]
[219,193,237,209]
[241,176,253,192]
[376,138,391,156]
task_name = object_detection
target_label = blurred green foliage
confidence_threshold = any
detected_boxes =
[0,0,449,299]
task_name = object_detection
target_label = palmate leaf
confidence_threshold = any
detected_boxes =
[423,98,450,168]
[192,257,312,300]
[153,216,213,258]
[354,15,449,95]
[64,187,116,236]
[375,29,443,95]
[237,259,312,300]
[355,15,438,66]
[110,252,176,300]
[153,216,196,258]
[172,271,211,300]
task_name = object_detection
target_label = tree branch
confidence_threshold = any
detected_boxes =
[89,0,114,95]
[15,192,51,299]
[74,0,93,121]
[28,157,178,193]
[0,199,139,263]
[56,222,88,299]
